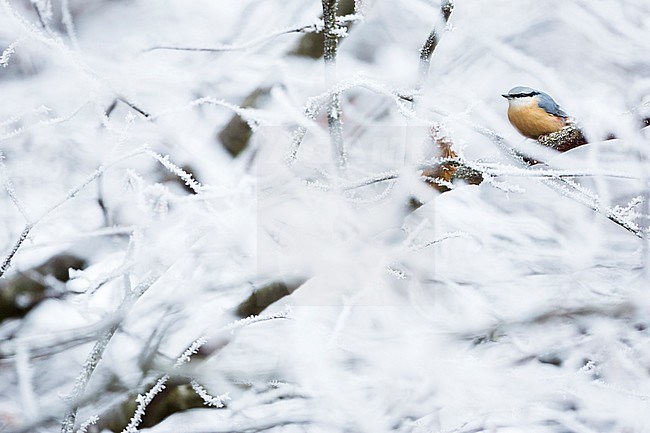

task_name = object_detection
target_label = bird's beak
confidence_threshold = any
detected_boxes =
[501,94,510,99]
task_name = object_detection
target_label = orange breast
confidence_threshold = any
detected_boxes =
[507,104,566,139]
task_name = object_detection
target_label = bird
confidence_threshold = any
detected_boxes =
[502,86,569,139]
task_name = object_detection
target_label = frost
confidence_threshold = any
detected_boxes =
[189,380,230,408]
[330,26,348,38]
[147,151,203,194]
[174,336,208,367]
[0,38,21,68]
[121,376,169,433]
[75,415,98,433]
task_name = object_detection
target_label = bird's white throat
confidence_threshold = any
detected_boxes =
[508,96,535,107]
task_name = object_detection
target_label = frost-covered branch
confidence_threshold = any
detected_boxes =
[121,375,170,433]
[416,0,454,92]
[60,326,120,433]
[144,16,361,54]
[0,224,32,279]
[147,151,204,194]
[543,176,647,238]
[341,159,637,191]
[0,37,23,67]
[0,150,31,222]
[74,415,98,433]
[189,380,230,407]
[322,0,346,171]
[61,275,159,433]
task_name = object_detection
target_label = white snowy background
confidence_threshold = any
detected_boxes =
[1,0,650,432]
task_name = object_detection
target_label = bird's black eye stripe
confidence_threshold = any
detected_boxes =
[511,91,539,98]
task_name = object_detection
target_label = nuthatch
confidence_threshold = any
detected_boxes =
[502,86,568,139]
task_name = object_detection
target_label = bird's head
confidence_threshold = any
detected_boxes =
[502,86,541,107]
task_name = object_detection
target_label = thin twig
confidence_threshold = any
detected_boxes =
[144,16,360,55]
[144,24,318,53]
[143,24,321,53]
[116,96,150,118]
[0,224,32,279]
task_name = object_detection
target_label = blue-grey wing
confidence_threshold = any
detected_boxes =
[536,92,568,118]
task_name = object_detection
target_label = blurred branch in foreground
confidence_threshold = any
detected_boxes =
[416,0,454,94]
[0,254,85,322]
